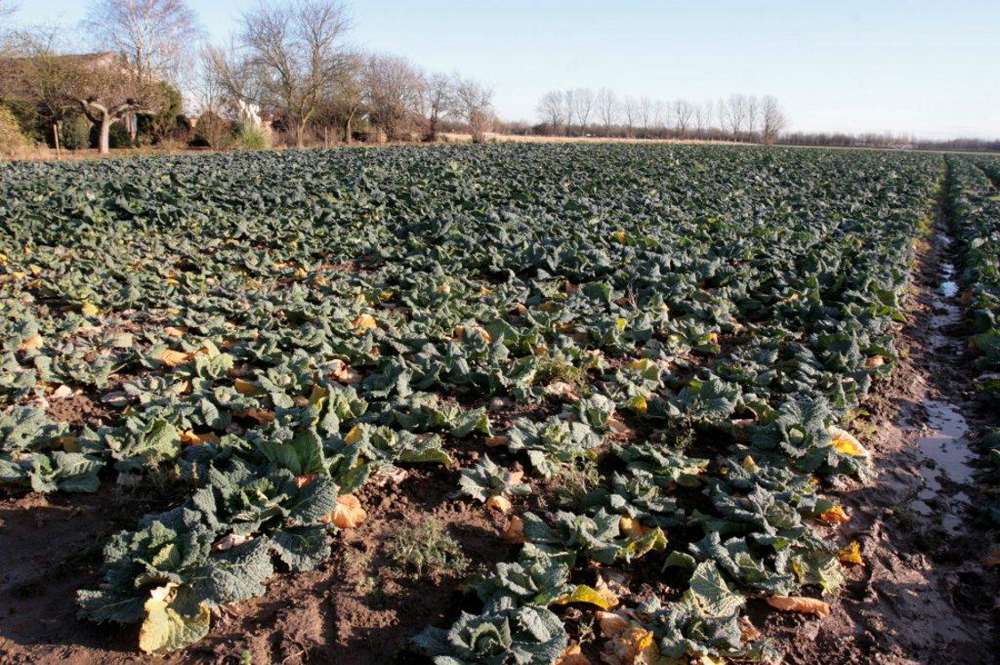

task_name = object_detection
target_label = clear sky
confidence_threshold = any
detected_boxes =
[8,0,1000,139]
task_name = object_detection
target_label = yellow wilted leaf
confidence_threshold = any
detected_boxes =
[163,326,187,337]
[627,358,656,372]
[233,378,260,395]
[624,394,648,413]
[556,644,591,665]
[596,611,657,665]
[138,585,210,655]
[350,314,377,331]
[59,436,79,453]
[838,541,863,565]
[343,424,363,445]
[235,408,275,425]
[819,505,850,525]
[80,301,99,317]
[293,267,308,280]
[308,384,329,408]
[766,596,831,617]
[323,494,366,528]
[330,359,360,383]
[611,230,627,243]
[619,516,651,538]
[179,431,221,446]
[155,348,194,367]
[828,426,870,457]
[19,334,43,351]
[485,495,513,514]
[455,325,492,343]
[553,583,618,611]
[865,356,885,368]
[503,516,525,543]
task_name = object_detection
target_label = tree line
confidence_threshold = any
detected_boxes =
[2,0,997,157]
[532,89,789,144]
[0,0,496,155]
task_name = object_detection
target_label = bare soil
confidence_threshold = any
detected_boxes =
[767,184,999,664]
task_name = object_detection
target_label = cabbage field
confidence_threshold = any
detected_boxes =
[1,144,998,664]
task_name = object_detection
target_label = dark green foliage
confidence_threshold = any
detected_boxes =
[0,143,946,655]
[60,114,91,151]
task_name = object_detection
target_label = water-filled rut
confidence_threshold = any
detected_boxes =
[784,165,996,665]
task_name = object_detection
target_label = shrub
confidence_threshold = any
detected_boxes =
[109,123,135,149]
[192,111,232,148]
[136,82,183,144]
[0,106,31,158]
[61,115,92,151]
[232,122,272,151]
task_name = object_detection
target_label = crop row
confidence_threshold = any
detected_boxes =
[947,155,1000,525]
[0,144,941,660]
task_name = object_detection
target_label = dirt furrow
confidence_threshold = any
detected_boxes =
[780,163,997,664]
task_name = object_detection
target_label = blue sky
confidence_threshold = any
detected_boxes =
[9,0,1000,139]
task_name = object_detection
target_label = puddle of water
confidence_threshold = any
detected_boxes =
[906,226,976,534]
[916,400,973,483]
[910,399,976,534]
[928,255,961,349]
[940,261,959,298]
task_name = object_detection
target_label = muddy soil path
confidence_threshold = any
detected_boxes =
[778,162,998,664]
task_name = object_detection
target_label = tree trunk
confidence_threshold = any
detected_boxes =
[99,116,111,155]
[296,121,306,148]
[343,116,352,145]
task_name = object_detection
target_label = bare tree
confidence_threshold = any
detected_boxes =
[745,94,760,142]
[693,100,713,139]
[672,99,694,137]
[653,99,668,135]
[760,95,787,144]
[194,46,228,114]
[330,52,364,143]
[536,90,566,134]
[453,75,493,143]
[422,72,454,141]
[231,0,351,147]
[362,53,425,142]
[570,87,594,135]
[638,96,652,138]
[85,0,203,87]
[595,87,617,137]
[202,42,259,115]
[561,88,576,135]
[720,94,749,141]
[621,95,638,138]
